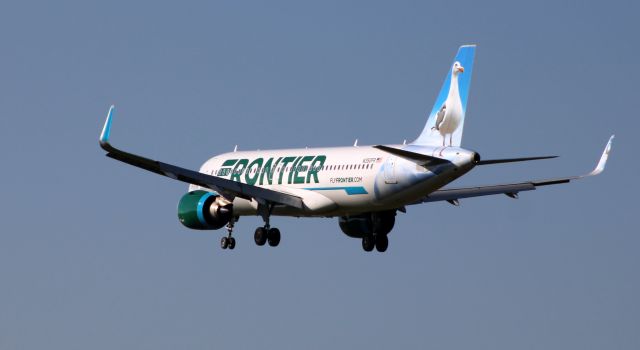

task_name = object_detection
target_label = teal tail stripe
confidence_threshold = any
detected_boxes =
[305,186,368,195]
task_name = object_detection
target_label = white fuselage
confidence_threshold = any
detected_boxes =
[189,145,478,218]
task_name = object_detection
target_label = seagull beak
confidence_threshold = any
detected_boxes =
[457,66,465,73]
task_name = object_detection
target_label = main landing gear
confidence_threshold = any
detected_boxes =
[254,202,281,248]
[219,202,283,250]
[220,217,238,250]
[361,212,391,253]
[362,234,388,252]
[254,226,281,247]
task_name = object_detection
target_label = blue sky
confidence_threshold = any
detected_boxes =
[0,1,638,349]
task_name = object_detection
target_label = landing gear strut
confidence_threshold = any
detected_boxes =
[220,217,238,250]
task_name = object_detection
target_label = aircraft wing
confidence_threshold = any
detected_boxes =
[416,135,614,204]
[98,106,304,209]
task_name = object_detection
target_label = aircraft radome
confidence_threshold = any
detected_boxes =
[99,45,614,252]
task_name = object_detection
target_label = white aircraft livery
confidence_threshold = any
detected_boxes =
[99,45,614,252]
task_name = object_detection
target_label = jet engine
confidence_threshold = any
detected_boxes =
[338,210,396,238]
[177,190,233,230]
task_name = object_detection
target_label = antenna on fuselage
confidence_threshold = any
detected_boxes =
[354,139,358,147]
[403,140,407,145]
[233,145,238,152]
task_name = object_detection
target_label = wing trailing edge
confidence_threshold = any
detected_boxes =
[98,106,304,209]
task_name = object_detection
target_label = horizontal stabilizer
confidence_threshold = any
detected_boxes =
[373,145,449,166]
[414,135,614,205]
[476,155,557,165]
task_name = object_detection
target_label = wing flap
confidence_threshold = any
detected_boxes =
[420,183,536,203]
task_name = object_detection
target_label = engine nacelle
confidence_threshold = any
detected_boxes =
[177,190,233,230]
[338,211,396,238]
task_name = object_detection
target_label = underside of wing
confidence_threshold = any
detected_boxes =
[416,135,614,205]
[99,106,304,209]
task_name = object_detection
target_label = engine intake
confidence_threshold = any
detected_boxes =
[177,190,232,230]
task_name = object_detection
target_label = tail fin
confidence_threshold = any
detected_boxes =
[412,45,476,147]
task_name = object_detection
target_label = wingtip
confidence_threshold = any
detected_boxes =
[99,105,115,148]
[588,135,614,176]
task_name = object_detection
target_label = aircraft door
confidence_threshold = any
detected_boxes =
[384,157,397,184]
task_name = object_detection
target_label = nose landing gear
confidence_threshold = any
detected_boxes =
[220,217,238,250]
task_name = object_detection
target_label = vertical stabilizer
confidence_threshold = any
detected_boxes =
[412,45,476,147]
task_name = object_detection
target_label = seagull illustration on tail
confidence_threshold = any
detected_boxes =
[432,61,464,148]
[412,45,475,150]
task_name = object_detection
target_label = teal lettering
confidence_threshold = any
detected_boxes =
[278,157,296,185]
[218,159,238,178]
[288,156,302,184]
[244,158,263,185]
[294,156,314,184]
[259,157,282,185]
[222,159,239,167]
[230,159,248,182]
[306,155,326,184]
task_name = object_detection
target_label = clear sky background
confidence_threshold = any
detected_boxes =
[1,1,638,349]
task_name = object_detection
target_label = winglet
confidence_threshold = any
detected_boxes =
[587,135,614,176]
[99,105,115,148]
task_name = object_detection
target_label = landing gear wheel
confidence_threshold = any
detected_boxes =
[375,234,388,252]
[362,235,375,252]
[254,227,267,246]
[228,237,236,250]
[267,228,281,247]
[221,236,229,249]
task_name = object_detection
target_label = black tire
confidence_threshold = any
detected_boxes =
[375,234,388,252]
[362,235,375,252]
[254,227,267,246]
[221,236,229,249]
[267,228,281,247]
[228,237,236,250]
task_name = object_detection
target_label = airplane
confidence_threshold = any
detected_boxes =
[99,45,614,252]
